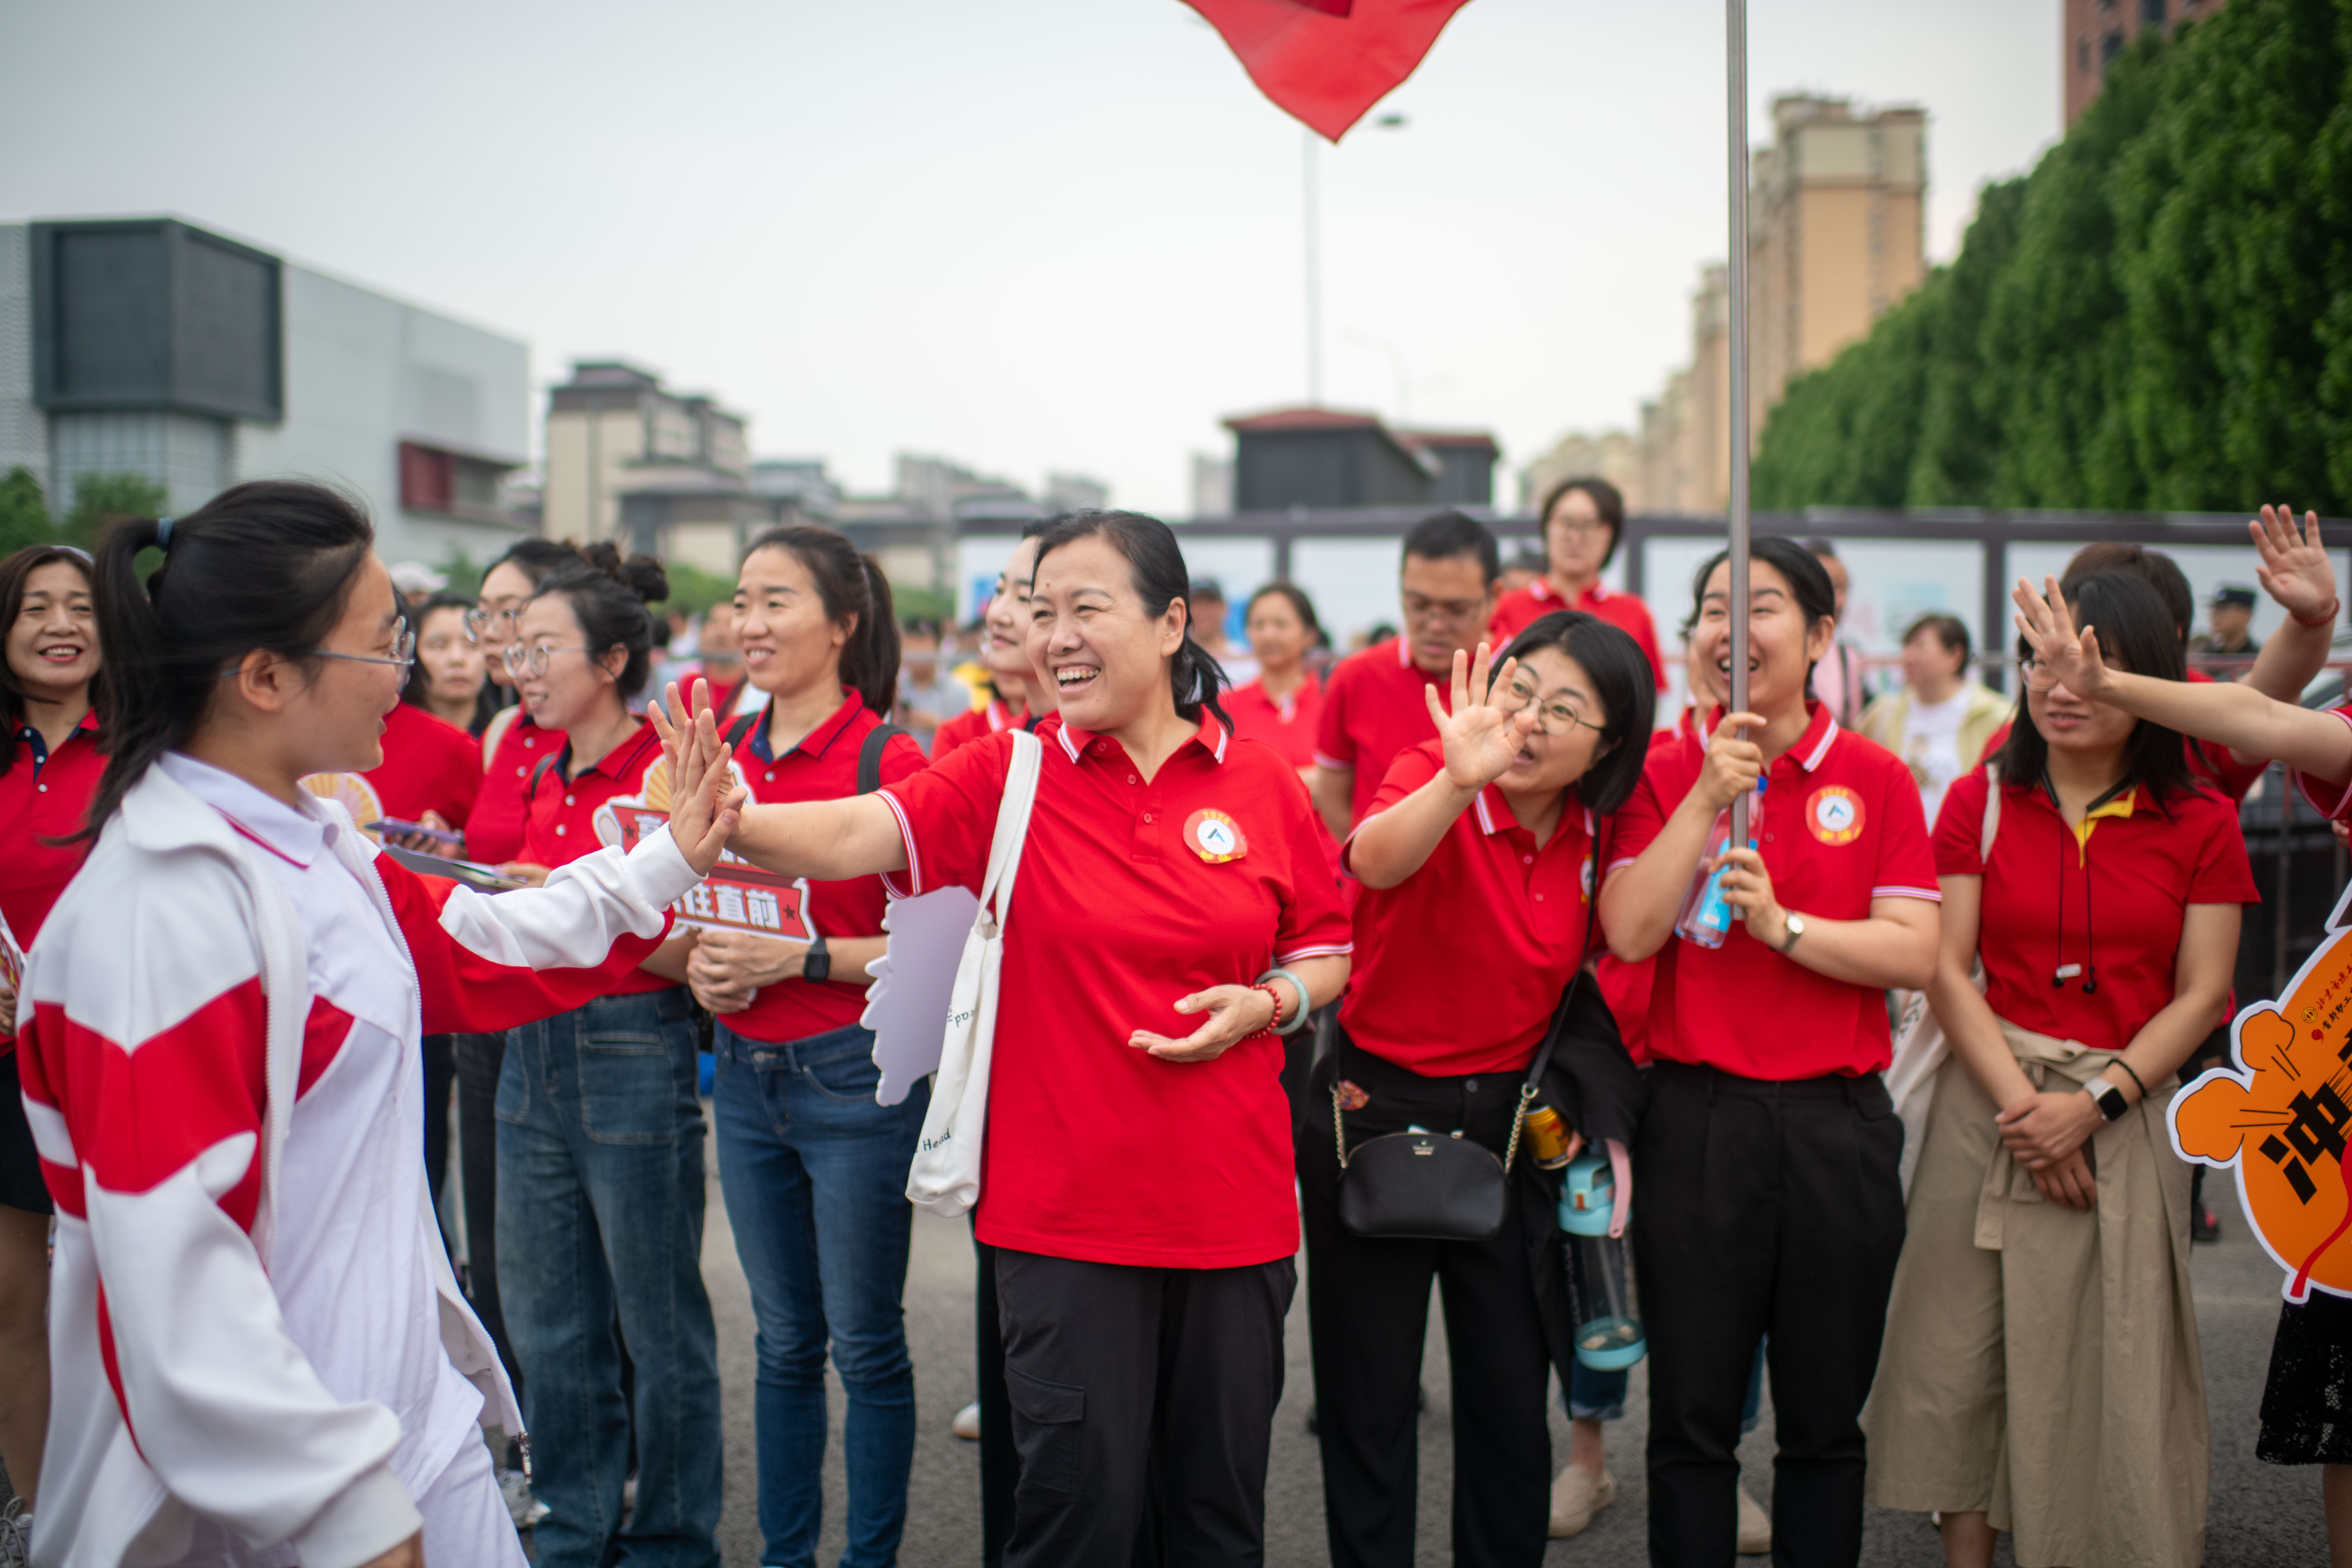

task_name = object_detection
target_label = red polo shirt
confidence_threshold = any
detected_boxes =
[1317,638,1454,828]
[933,698,1027,760]
[1979,669,2266,803]
[1939,772,2255,1056]
[1227,673,1323,773]
[1490,579,1666,690]
[2289,706,2352,820]
[1595,718,1696,1065]
[878,714,1351,1268]
[2,713,103,1052]
[363,700,481,830]
[522,718,672,996]
[1341,740,1597,1075]
[1608,703,1939,1079]
[724,691,927,1045]
[465,710,551,865]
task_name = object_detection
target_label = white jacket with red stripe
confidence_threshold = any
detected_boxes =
[16,756,700,1567]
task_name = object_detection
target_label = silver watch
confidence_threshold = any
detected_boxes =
[1775,912,1806,954]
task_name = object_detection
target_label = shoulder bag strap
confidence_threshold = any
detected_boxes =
[1981,761,2002,861]
[722,710,762,752]
[858,724,908,796]
[975,730,1044,934]
[1502,838,1601,1173]
[528,750,563,798]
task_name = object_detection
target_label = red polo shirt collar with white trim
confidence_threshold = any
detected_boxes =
[877,711,1350,1268]
[1340,738,1598,1075]
[1607,701,1939,1079]
[1315,637,1454,829]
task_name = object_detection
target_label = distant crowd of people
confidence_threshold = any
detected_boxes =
[0,475,2346,1568]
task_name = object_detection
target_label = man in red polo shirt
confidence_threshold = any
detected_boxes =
[1489,477,1665,691]
[1312,511,1502,840]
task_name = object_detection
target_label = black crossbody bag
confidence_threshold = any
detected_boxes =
[1333,843,1598,1242]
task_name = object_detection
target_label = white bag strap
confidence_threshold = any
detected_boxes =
[976,731,1043,935]
[1980,761,2002,862]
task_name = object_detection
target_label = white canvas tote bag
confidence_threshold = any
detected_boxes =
[1886,764,2001,1198]
[906,729,1043,1218]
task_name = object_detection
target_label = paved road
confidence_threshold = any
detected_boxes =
[703,1171,2332,1566]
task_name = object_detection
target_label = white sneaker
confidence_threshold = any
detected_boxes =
[952,1400,982,1440]
[1735,1482,1771,1554]
[1548,1464,1617,1538]
[0,1498,31,1568]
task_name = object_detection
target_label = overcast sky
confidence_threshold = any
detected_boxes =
[0,0,2060,516]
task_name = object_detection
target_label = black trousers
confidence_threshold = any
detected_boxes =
[975,1233,1018,1568]
[455,1031,523,1404]
[1636,1061,1905,1568]
[1297,1042,1554,1568]
[994,1246,1294,1568]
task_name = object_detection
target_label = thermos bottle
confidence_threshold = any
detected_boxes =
[1559,1151,1646,1370]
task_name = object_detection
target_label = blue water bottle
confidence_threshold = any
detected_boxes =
[1559,1152,1646,1370]
[1673,778,1766,949]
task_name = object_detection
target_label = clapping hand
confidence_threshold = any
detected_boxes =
[650,678,749,876]
[2012,575,2112,699]
[2252,503,2337,628]
[1427,642,1538,793]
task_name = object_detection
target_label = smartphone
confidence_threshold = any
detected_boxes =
[368,817,464,847]
[379,843,528,891]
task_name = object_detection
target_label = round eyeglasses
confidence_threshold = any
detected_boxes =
[310,626,416,672]
[503,642,591,678]
[1502,677,1605,737]
[465,604,522,643]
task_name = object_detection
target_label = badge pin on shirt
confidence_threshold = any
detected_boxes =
[1185,808,1247,863]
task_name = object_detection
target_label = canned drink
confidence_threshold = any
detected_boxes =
[1523,1105,1574,1170]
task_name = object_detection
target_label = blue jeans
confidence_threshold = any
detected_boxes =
[714,1022,930,1568]
[497,988,722,1568]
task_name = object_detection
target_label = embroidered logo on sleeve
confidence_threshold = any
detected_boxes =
[1806,785,1865,846]
[1185,808,1247,863]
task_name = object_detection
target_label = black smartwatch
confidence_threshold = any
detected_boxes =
[802,932,831,985]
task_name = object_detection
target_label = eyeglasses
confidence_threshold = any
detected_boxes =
[465,605,522,642]
[1503,677,1604,737]
[2019,656,2062,693]
[1549,518,1609,538]
[503,642,592,677]
[311,626,416,672]
[1402,592,1490,625]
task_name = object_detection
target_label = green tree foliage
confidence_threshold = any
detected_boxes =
[0,466,54,558]
[63,471,169,549]
[1751,0,2352,514]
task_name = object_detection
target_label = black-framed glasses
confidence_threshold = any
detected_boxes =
[1502,676,1604,737]
[1402,592,1489,625]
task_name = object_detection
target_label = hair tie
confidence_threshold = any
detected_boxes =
[155,516,175,550]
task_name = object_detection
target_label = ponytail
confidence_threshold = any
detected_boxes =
[1032,510,1232,732]
[741,525,902,718]
[82,481,374,839]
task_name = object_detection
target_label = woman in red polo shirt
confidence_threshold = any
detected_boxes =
[1598,536,1939,1568]
[495,552,725,1566]
[1487,477,1665,691]
[714,510,1352,1564]
[934,528,1049,760]
[463,538,588,868]
[683,526,931,1565]
[1305,612,1652,1568]
[1890,572,2256,1567]
[1225,582,1325,777]
[407,591,497,736]
[0,544,105,1522]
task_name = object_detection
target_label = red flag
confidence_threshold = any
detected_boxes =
[1184,0,1474,142]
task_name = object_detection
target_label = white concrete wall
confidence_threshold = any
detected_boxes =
[237,262,531,565]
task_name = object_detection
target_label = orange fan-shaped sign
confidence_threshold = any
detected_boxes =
[2174,884,2352,1301]
[300,772,386,842]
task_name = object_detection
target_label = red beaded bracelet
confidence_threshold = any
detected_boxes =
[1244,983,1285,1040]
[2294,596,2341,628]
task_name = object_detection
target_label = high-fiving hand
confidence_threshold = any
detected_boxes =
[648,678,750,877]
[1427,642,1537,793]
[2011,575,2110,699]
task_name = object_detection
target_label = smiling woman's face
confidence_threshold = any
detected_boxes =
[1493,644,1614,800]
[1691,557,1830,716]
[7,559,99,702]
[1025,535,1184,734]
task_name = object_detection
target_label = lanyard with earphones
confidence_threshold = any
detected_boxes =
[2043,771,2131,996]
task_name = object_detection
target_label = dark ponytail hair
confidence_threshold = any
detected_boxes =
[529,541,669,702]
[1031,510,1232,731]
[742,525,901,716]
[82,481,375,838]
[0,544,106,774]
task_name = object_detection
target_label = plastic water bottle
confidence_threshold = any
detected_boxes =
[1674,779,1764,950]
[1559,1152,1646,1370]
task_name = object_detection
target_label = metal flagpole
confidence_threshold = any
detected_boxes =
[1304,125,1324,406]
[1726,0,1754,846]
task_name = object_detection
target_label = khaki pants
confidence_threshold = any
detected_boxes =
[1864,1028,2207,1568]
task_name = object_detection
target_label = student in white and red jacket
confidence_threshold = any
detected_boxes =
[14,482,744,1568]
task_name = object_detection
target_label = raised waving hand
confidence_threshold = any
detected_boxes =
[2012,574,2112,700]
[1427,641,1539,792]
[2251,503,2338,626]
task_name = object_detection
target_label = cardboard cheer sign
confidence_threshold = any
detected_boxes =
[2173,882,2352,1302]
[605,801,815,944]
